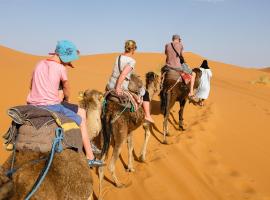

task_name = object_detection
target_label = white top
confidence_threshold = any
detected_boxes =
[107,55,136,90]
[196,68,212,99]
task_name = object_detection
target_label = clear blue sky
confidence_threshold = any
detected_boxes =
[0,0,269,67]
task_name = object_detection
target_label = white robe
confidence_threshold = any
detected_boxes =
[196,68,212,99]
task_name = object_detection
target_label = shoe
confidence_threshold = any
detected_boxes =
[91,142,102,154]
[88,159,105,167]
[188,95,199,104]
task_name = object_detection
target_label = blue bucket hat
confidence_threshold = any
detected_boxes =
[55,40,79,64]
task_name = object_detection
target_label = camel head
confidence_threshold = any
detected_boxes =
[192,68,202,89]
[79,89,103,111]
[146,72,160,96]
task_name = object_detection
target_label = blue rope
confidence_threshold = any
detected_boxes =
[24,127,64,200]
[6,139,17,178]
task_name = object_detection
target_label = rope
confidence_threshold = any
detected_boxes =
[111,103,129,124]
[167,76,181,93]
[6,136,17,178]
[24,127,64,200]
[160,72,166,91]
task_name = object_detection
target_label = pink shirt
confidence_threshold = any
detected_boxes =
[27,59,68,106]
[165,41,183,67]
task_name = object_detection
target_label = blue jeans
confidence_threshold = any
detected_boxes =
[40,104,82,126]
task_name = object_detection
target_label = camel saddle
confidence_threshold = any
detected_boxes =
[161,65,192,85]
[104,90,142,112]
[104,73,144,112]
[3,105,83,153]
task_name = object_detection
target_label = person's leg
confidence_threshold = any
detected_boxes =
[189,72,196,97]
[48,105,103,166]
[76,108,95,160]
[142,91,154,123]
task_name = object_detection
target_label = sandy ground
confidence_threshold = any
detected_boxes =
[0,45,270,200]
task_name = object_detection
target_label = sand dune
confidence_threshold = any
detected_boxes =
[1,45,270,200]
[261,67,270,73]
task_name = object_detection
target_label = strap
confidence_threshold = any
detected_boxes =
[117,55,130,81]
[118,55,122,73]
[171,43,181,58]
[171,43,184,64]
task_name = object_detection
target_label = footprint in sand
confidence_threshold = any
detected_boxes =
[229,169,241,178]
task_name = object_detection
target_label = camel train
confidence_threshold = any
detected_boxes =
[0,37,206,200]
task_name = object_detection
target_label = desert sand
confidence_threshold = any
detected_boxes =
[0,45,270,200]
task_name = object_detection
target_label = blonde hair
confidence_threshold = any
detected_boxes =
[124,40,137,53]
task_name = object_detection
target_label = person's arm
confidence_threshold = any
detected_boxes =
[115,65,133,95]
[29,77,33,90]
[209,70,213,77]
[29,71,34,90]
[164,44,168,55]
[62,80,70,102]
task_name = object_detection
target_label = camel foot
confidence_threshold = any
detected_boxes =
[162,139,169,145]
[126,167,135,172]
[115,182,126,188]
[138,155,146,163]
[179,126,185,131]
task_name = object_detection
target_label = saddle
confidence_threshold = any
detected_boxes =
[3,105,83,153]
[161,65,192,85]
[105,90,142,112]
[105,73,144,112]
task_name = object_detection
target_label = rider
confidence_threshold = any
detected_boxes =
[106,40,154,123]
[164,34,197,98]
[27,40,103,167]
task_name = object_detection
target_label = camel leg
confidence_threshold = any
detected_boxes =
[109,138,126,188]
[98,153,106,200]
[179,99,186,131]
[127,132,135,172]
[139,122,151,162]
[163,92,170,144]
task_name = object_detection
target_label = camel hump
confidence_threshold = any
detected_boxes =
[2,150,93,200]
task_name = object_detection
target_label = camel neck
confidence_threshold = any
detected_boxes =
[147,83,156,101]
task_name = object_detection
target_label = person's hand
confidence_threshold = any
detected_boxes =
[116,87,123,96]
[63,96,69,102]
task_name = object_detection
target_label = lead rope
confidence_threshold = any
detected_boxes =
[24,127,64,200]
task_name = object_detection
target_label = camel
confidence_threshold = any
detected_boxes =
[0,95,105,199]
[98,72,159,197]
[160,67,202,143]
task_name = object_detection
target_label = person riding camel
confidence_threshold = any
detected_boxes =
[164,34,197,99]
[27,40,103,167]
[106,40,154,123]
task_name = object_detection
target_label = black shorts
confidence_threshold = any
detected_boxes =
[61,101,79,113]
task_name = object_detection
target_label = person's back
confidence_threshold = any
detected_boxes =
[27,60,67,106]
[165,41,183,68]
[107,55,136,91]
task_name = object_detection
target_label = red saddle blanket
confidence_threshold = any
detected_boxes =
[180,72,192,84]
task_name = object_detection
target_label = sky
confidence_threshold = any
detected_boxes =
[0,0,269,67]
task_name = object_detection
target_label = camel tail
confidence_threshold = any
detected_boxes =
[101,114,111,157]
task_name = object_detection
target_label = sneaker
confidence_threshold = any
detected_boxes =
[88,159,105,167]
[90,142,102,154]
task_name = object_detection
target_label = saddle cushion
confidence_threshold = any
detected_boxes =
[105,90,142,112]
[16,122,83,153]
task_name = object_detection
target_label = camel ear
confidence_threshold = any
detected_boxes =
[77,91,84,101]
[98,94,104,102]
